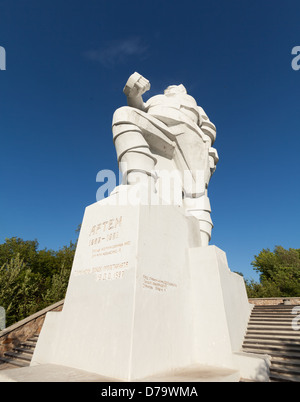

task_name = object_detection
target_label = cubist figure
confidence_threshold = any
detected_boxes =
[112,72,219,246]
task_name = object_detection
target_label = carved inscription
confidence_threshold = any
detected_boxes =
[88,216,122,246]
[142,275,177,293]
[74,261,129,281]
[74,215,134,281]
[91,241,131,258]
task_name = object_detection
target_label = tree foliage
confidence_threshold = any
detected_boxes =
[245,246,300,298]
[0,237,76,326]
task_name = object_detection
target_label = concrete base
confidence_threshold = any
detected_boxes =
[0,190,270,382]
[0,363,240,382]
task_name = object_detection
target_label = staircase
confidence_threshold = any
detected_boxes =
[0,334,39,368]
[243,304,300,382]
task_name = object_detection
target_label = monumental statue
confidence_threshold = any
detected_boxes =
[0,73,270,383]
[112,72,219,245]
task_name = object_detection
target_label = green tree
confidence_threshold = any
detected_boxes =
[41,264,70,308]
[0,235,77,326]
[0,254,25,324]
[0,254,38,325]
[246,246,300,298]
[0,237,39,269]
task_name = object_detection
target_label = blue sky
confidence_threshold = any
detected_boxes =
[0,0,299,281]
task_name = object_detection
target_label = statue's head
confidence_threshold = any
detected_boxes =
[164,84,187,95]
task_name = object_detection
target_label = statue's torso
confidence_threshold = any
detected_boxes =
[145,94,199,125]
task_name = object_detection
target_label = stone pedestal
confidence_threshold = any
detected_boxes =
[0,187,270,381]
[23,188,268,382]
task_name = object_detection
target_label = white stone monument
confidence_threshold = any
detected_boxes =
[0,73,270,382]
[113,72,218,246]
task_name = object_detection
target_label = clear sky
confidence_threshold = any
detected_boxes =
[0,0,299,281]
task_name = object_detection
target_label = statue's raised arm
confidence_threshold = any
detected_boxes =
[123,72,150,111]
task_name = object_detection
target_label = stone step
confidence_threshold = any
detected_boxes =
[248,327,297,333]
[13,347,34,355]
[250,316,295,321]
[0,361,21,370]
[246,329,299,336]
[252,311,295,315]
[0,334,40,369]
[269,372,300,382]
[271,358,300,368]
[253,312,296,316]
[243,305,300,382]
[252,305,296,308]
[0,334,39,369]
[243,346,300,359]
[19,341,37,349]
[27,336,39,342]
[243,342,300,354]
[4,351,32,362]
[251,306,296,310]
[244,333,300,342]
[252,308,298,311]
[0,356,29,368]
[253,305,298,309]
[243,338,300,349]
[249,316,299,322]
[248,321,300,330]
[248,322,296,329]
[250,313,296,319]
[245,330,300,338]
[270,365,300,377]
